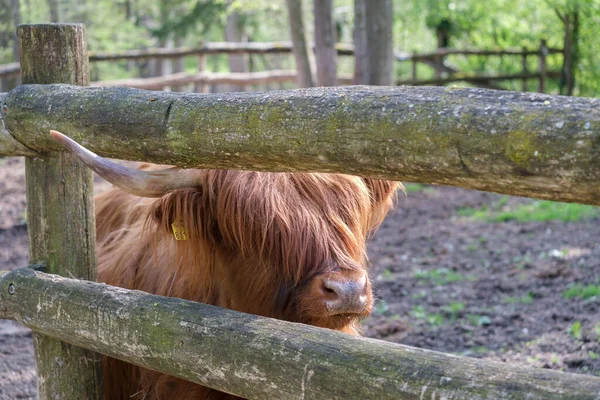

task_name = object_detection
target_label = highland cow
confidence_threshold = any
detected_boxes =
[51,130,401,400]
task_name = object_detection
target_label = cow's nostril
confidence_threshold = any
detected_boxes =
[321,275,370,315]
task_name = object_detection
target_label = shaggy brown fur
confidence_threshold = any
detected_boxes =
[95,168,400,400]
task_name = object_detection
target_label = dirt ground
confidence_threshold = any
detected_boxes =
[1,156,599,399]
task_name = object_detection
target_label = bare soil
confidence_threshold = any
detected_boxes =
[1,156,599,399]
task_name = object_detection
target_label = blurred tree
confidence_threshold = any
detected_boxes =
[314,0,337,86]
[225,0,248,91]
[354,0,394,85]
[285,0,315,87]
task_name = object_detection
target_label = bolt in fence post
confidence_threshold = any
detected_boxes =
[18,23,103,400]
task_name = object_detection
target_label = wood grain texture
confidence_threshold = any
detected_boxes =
[0,93,37,156]
[1,268,599,400]
[2,84,600,205]
[18,23,103,400]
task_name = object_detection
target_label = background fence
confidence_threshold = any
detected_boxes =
[0,23,599,400]
[0,40,563,93]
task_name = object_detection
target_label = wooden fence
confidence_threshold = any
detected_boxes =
[1,24,599,400]
[0,40,563,92]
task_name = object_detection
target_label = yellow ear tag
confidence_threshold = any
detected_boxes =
[171,221,189,241]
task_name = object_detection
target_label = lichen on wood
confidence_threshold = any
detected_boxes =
[2,84,600,205]
[0,93,37,156]
[1,268,599,400]
[18,23,103,400]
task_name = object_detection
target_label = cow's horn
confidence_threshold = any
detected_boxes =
[50,130,200,197]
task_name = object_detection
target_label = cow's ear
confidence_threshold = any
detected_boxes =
[363,179,403,231]
[150,188,218,242]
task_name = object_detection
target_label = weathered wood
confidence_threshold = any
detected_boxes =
[1,268,599,400]
[3,84,600,206]
[0,270,9,319]
[0,93,37,156]
[396,70,562,86]
[18,23,103,400]
[408,47,563,61]
[90,42,355,61]
[0,62,20,78]
[92,70,299,90]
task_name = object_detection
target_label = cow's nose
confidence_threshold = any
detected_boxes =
[322,273,369,315]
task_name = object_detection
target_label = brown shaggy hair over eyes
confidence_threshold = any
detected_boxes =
[95,169,401,400]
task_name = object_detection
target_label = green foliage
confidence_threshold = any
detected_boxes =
[459,196,600,223]
[441,301,465,320]
[412,305,445,326]
[503,292,535,304]
[563,284,600,301]
[374,299,390,315]
[568,320,583,340]
[403,183,425,193]
[4,0,600,96]
[414,268,474,285]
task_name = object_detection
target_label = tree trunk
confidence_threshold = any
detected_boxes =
[353,0,369,84]
[285,0,314,87]
[314,0,337,86]
[225,6,247,92]
[365,0,394,85]
[47,0,60,22]
[172,37,185,91]
[10,0,20,61]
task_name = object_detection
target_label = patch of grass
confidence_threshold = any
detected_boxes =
[563,284,600,301]
[466,314,492,327]
[374,300,390,315]
[403,183,425,193]
[379,268,394,281]
[414,268,474,285]
[589,351,599,360]
[595,324,600,341]
[412,305,445,326]
[568,321,583,340]
[502,292,535,305]
[458,197,600,223]
[411,289,427,300]
[461,346,489,356]
[441,302,465,320]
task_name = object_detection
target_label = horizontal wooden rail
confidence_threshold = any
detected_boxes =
[0,93,37,156]
[407,47,563,61]
[0,62,20,79]
[90,70,354,90]
[92,70,298,90]
[0,43,563,78]
[89,41,356,61]
[1,268,599,399]
[2,85,599,205]
[397,71,563,86]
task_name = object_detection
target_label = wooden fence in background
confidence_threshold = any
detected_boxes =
[0,24,597,400]
[0,40,563,92]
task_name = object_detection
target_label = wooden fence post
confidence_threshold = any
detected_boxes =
[195,54,208,93]
[538,39,547,93]
[521,47,528,92]
[411,51,417,83]
[17,23,103,399]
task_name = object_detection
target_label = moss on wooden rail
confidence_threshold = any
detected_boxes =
[2,84,600,205]
[0,93,37,156]
[1,268,599,400]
